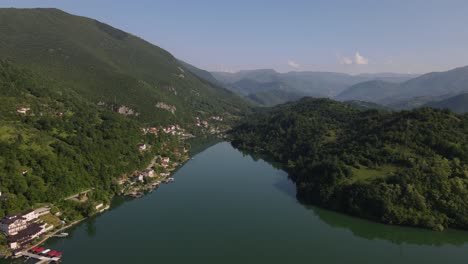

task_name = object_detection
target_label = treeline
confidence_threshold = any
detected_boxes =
[0,60,169,217]
[230,98,468,231]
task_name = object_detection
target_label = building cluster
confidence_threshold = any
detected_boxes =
[211,116,223,121]
[196,117,209,128]
[132,168,155,183]
[162,125,182,135]
[0,207,52,250]
[141,127,159,135]
[132,156,171,183]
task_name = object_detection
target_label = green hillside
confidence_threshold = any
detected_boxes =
[231,98,468,231]
[0,8,249,125]
[425,93,468,114]
[0,60,166,217]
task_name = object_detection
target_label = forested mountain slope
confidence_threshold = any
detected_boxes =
[424,93,468,114]
[0,8,249,125]
[0,60,167,217]
[230,98,468,231]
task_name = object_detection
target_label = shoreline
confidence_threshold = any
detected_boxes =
[12,153,191,259]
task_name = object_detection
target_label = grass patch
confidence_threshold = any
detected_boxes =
[348,164,399,183]
[39,213,62,228]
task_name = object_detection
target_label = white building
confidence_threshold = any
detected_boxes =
[0,215,27,236]
[137,143,147,151]
[21,209,38,222]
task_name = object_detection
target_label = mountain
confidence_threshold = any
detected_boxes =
[0,8,249,125]
[246,89,305,106]
[424,93,468,113]
[212,69,279,84]
[231,97,468,231]
[336,80,399,102]
[177,60,223,87]
[0,60,156,217]
[355,73,418,83]
[338,66,468,106]
[393,66,468,102]
[0,7,253,232]
[212,69,416,106]
[343,100,392,111]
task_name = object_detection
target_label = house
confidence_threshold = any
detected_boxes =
[21,170,28,175]
[160,172,170,177]
[7,223,45,249]
[133,174,144,183]
[142,169,155,178]
[21,209,38,222]
[162,157,170,163]
[149,127,159,134]
[0,215,28,236]
[160,162,169,168]
[16,107,30,114]
[137,143,147,151]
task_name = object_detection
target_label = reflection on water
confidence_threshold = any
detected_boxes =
[241,145,468,247]
[311,205,468,247]
[2,142,468,264]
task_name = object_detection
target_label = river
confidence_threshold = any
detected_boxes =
[10,142,468,263]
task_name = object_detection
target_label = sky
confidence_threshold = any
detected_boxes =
[1,0,468,74]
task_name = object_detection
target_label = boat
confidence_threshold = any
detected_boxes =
[34,247,44,253]
[41,249,51,255]
[53,232,69,238]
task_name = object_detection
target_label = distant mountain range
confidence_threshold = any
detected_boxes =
[211,69,417,106]
[336,80,399,103]
[336,66,468,112]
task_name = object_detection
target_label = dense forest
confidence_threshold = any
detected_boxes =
[0,60,171,218]
[230,98,468,231]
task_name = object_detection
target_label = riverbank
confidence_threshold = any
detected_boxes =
[21,142,468,264]
[2,150,189,260]
[19,219,84,258]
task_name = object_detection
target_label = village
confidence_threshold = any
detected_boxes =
[0,197,111,261]
[1,112,226,261]
[121,142,190,199]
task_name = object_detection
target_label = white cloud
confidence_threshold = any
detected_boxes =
[354,52,369,65]
[288,60,301,69]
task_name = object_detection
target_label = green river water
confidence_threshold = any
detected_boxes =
[7,142,468,263]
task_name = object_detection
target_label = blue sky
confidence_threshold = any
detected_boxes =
[1,0,468,74]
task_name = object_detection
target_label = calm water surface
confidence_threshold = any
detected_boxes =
[14,142,468,263]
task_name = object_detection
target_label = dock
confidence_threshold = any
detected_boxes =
[22,252,60,262]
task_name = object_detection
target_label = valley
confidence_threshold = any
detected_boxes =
[0,4,467,263]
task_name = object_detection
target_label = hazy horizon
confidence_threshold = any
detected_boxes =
[1,0,468,75]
